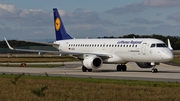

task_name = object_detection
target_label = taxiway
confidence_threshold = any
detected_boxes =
[0,62,179,82]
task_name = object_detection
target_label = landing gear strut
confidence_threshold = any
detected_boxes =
[82,65,92,72]
[116,64,127,71]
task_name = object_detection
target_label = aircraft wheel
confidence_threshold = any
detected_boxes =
[88,69,92,72]
[116,65,122,71]
[82,66,87,72]
[152,68,158,73]
[122,65,127,71]
[117,65,127,71]
[154,68,158,73]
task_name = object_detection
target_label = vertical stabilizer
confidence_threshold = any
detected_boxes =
[53,8,72,40]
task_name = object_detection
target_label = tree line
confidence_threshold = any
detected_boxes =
[0,34,180,50]
[0,40,47,48]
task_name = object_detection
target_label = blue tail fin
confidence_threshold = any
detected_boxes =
[53,8,72,40]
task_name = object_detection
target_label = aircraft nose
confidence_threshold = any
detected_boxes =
[163,50,174,61]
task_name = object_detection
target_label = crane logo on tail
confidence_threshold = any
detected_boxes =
[55,18,61,31]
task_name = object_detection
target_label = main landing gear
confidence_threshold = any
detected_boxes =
[82,65,127,72]
[82,65,92,72]
[116,64,127,71]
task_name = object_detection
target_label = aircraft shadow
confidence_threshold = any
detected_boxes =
[92,70,180,73]
[92,70,117,72]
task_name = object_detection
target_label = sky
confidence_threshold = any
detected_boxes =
[0,0,180,40]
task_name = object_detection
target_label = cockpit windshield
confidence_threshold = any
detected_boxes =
[150,43,167,48]
[157,43,167,47]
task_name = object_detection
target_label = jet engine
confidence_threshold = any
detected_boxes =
[83,55,103,69]
[136,62,153,68]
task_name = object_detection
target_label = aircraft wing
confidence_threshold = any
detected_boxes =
[4,38,111,58]
[4,38,60,54]
[17,39,59,47]
[61,51,112,59]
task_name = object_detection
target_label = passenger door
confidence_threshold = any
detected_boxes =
[142,43,147,55]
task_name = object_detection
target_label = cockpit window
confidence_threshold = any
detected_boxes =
[150,44,155,48]
[156,43,167,47]
[150,43,167,48]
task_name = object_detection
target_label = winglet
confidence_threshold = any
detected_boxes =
[4,38,14,50]
[167,39,173,50]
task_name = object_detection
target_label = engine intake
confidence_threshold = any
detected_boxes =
[83,55,103,69]
[136,62,153,68]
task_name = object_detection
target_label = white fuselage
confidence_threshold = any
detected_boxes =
[54,38,173,64]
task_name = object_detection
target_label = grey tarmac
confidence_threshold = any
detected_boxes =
[0,62,180,82]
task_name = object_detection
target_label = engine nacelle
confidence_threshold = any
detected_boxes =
[83,55,103,69]
[136,62,153,68]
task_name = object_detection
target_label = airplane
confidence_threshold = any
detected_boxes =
[4,8,174,73]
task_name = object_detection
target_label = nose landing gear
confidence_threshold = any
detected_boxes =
[151,62,158,73]
[151,67,158,73]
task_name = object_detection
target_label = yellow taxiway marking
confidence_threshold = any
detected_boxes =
[74,66,82,69]
[126,64,134,69]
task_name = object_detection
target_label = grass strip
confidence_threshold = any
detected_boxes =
[0,74,180,101]
[0,57,78,63]
[1,74,180,87]
[172,59,180,64]
[0,64,64,68]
